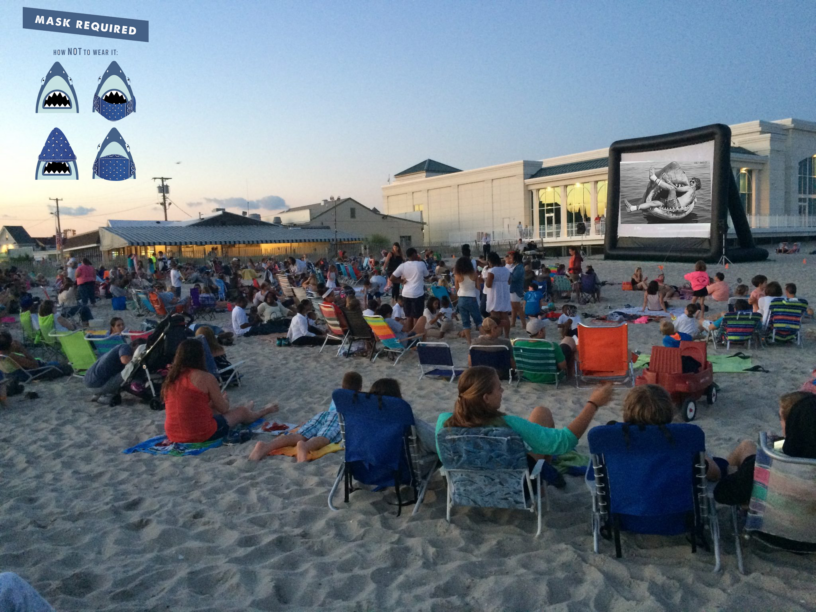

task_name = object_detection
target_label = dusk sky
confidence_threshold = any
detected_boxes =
[2,0,815,237]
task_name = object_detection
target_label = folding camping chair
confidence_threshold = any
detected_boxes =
[54,330,97,378]
[340,307,375,358]
[417,342,463,383]
[328,389,438,516]
[512,338,566,387]
[552,275,573,300]
[587,423,721,571]
[364,315,419,365]
[19,311,38,346]
[148,293,169,317]
[719,311,762,350]
[766,299,808,346]
[319,303,350,355]
[437,427,548,536]
[136,292,157,315]
[469,345,514,382]
[431,285,452,302]
[731,431,816,574]
[189,287,215,321]
[85,332,127,356]
[0,354,64,383]
[574,323,635,387]
[214,278,228,302]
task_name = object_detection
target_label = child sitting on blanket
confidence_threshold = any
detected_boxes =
[248,371,364,462]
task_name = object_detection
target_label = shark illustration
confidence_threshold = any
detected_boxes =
[36,128,78,180]
[92,128,136,181]
[92,61,136,121]
[35,62,79,113]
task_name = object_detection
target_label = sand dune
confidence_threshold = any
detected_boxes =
[2,254,815,611]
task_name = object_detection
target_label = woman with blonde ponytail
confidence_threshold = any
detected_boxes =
[436,366,613,458]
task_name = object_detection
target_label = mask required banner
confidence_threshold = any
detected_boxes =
[23,7,149,43]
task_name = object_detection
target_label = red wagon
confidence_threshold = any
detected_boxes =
[635,341,716,421]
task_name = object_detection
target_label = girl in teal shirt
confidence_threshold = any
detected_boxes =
[436,366,613,458]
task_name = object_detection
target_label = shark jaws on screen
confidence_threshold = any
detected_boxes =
[36,128,78,180]
[92,61,136,121]
[36,62,79,113]
[92,128,136,180]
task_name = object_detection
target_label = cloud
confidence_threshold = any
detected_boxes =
[47,206,96,216]
[186,196,287,211]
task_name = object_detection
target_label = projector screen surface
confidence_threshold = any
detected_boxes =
[618,141,713,238]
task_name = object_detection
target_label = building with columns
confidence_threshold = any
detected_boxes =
[382,118,816,246]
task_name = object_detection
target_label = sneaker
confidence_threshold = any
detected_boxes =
[90,394,100,402]
[97,394,113,405]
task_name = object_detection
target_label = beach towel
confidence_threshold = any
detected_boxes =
[270,442,343,461]
[552,450,590,476]
[609,307,684,319]
[634,352,766,373]
[123,435,224,457]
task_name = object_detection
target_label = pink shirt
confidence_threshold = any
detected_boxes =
[75,264,97,285]
[684,271,710,291]
[706,280,730,301]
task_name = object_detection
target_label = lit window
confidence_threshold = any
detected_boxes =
[350,208,356,219]
[413,204,423,212]
[739,169,753,215]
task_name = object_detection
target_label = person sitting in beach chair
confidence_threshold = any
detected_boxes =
[163,339,279,444]
[437,368,614,490]
[709,393,816,530]
[0,331,72,382]
[249,371,363,462]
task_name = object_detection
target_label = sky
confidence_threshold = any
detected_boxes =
[1,0,815,237]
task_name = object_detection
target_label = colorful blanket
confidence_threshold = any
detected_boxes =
[123,420,296,457]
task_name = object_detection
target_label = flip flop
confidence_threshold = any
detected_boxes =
[743,365,770,373]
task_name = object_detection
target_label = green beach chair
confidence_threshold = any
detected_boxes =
[20,311,37,345]
[55,331,97,377]
[512,338,566,387]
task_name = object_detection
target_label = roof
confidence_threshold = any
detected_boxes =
[530,158,608,179]
[529,147,763,179]
[101,225,363,247]
[64,230,100,250]
[2,226,36,246]
[730,146,760,156]
[33,236,57,249]
[109,211,271,228]
[394,159,461,177]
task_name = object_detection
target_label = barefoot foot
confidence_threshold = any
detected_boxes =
[248,441,271,462]
[295,440,311,463]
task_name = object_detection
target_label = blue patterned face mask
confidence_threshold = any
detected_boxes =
[92,128,136,181]
[93,94,135,121]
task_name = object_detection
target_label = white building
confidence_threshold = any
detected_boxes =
[382,118,816,247]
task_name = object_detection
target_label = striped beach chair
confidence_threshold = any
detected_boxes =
[319,303,349,355]
[766,299,808,346]
[721,311,762,350]
[365,315,418,365]
[732,431,816,573]
[512,338,566,387]
[552,275,572,300]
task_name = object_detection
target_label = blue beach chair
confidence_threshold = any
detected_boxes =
[328,389,438,516]
[437,427,548,536]
[469,345,514,382]
[417,342,463,383]
[586,423,721,571]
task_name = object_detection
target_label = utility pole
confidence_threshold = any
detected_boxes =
[49,197,63,259]
[152,177,172,220]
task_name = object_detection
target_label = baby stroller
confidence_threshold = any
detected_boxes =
[122,312,194,410]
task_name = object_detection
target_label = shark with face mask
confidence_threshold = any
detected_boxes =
[92,61,136,121]
[35,62,79,113]
[36,128,78,180]
[92,127,136,181]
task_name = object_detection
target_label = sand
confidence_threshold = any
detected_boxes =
[2,252,816,611]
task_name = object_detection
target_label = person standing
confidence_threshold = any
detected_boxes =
[75,258,97,306]
[506,251,526,330]
[517,221,523,239]
[485,251,512,338]
[390,247,429,331]
[384,243,404,302]
[170,262,183,299]
[482,232,491,259]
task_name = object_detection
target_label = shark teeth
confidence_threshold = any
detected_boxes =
[44,91,71,108]
[102,90,127,104]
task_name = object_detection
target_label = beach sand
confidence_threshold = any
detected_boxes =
[2,253,816,611]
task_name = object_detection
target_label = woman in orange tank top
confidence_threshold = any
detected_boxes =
[163,340,279,443]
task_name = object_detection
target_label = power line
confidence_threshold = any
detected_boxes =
[153,177,172,221]
[48,197,63,258]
